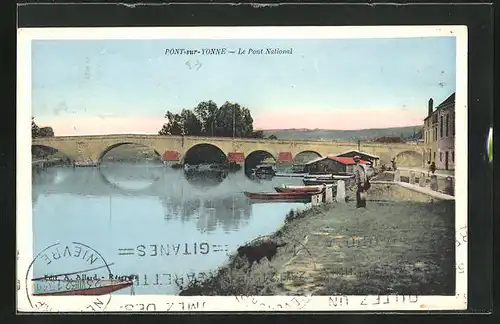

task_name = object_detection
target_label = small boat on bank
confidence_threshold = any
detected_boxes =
[274,184,326,193]
[244,189,323,202]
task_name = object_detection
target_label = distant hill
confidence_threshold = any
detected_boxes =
[261,126,423,141]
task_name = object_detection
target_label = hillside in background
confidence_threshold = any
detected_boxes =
[261,126,423,141]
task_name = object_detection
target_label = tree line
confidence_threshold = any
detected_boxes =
[158,100,277,139]
[32,117,54,138]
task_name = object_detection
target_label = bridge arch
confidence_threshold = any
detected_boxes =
[394,150,424,167]
[182,143,228,165]
[244,150,277,173]
[32,144,75,163]
[97,142,161,164]
[293,150,322,165]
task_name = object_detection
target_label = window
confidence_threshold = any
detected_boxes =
[452,151,454,162]
[452,114,455,136]
[445,114,449,137]
[440,152,442,162]
[433,151,436,161]
[440,115,444,138]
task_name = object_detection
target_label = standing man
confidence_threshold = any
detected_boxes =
[353,155,367,208]
[430,161,436,175]
[391,158,397,171]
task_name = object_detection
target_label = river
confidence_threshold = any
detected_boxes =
[32,162,308,295]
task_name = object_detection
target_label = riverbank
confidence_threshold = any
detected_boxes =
[32,158,72,170]
[178,183,455,296]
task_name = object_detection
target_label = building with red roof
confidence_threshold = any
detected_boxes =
[304,155,369,174]
[335,150,380,167]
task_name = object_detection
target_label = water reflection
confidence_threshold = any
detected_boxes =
[32,164,307,235]
[183,169,227,189]
[160,194,252,234]
[99,162,164,191]
[32,164,308,295]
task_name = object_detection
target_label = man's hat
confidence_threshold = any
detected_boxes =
[353,155,361,161]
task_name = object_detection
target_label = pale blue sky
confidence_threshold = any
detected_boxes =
[31,37,456,134]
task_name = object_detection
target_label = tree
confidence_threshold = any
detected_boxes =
[373,136,402,143]
[214,102,255,138]
[194,100,218,136]
[239,106,255,138]
[158,111,183,135]
[268,134,278,140]
[252,130,264,139]
[160,100,258,138]
[180,109,202,136]
[38,127,54,137]
[32,117,54,138]
[159,110,203,136]
[32,117,40,138]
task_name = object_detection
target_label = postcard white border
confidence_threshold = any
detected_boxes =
[17,26,468,312]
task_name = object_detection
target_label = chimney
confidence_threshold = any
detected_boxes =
[428,98,434,116]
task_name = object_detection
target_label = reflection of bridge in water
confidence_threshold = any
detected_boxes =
[34,164,254,198]
[32,164,283,233]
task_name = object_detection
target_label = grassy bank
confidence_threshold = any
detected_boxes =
[178,183,455,296]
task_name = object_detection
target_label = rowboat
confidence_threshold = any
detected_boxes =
[275,173,308,178]
[32,279,134,296]
[304,173,334,179]
[244,190,323,201]
[303,178,338,185]
[274,184,325,193]
[305,173,354,180]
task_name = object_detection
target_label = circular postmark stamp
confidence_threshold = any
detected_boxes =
[25,241,133,312]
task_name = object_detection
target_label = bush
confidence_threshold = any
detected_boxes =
[177,257,280,296]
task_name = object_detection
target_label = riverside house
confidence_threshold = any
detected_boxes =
[303,156,370,174]
[335,150,380,167]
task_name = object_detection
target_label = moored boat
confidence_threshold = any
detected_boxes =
[304,173,354,180]
[303,178,337,185]
[244,190,323,201]
[304,173,334,179]
[274,184,325,193]
[275,173,308,178]
[248,200,310,204]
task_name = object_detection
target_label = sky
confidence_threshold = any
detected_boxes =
[31,37,457,136]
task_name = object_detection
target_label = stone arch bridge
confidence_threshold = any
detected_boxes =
[32,134,425,167]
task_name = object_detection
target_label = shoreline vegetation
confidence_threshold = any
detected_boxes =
[177,182,455,296]
[177,203,335,296]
